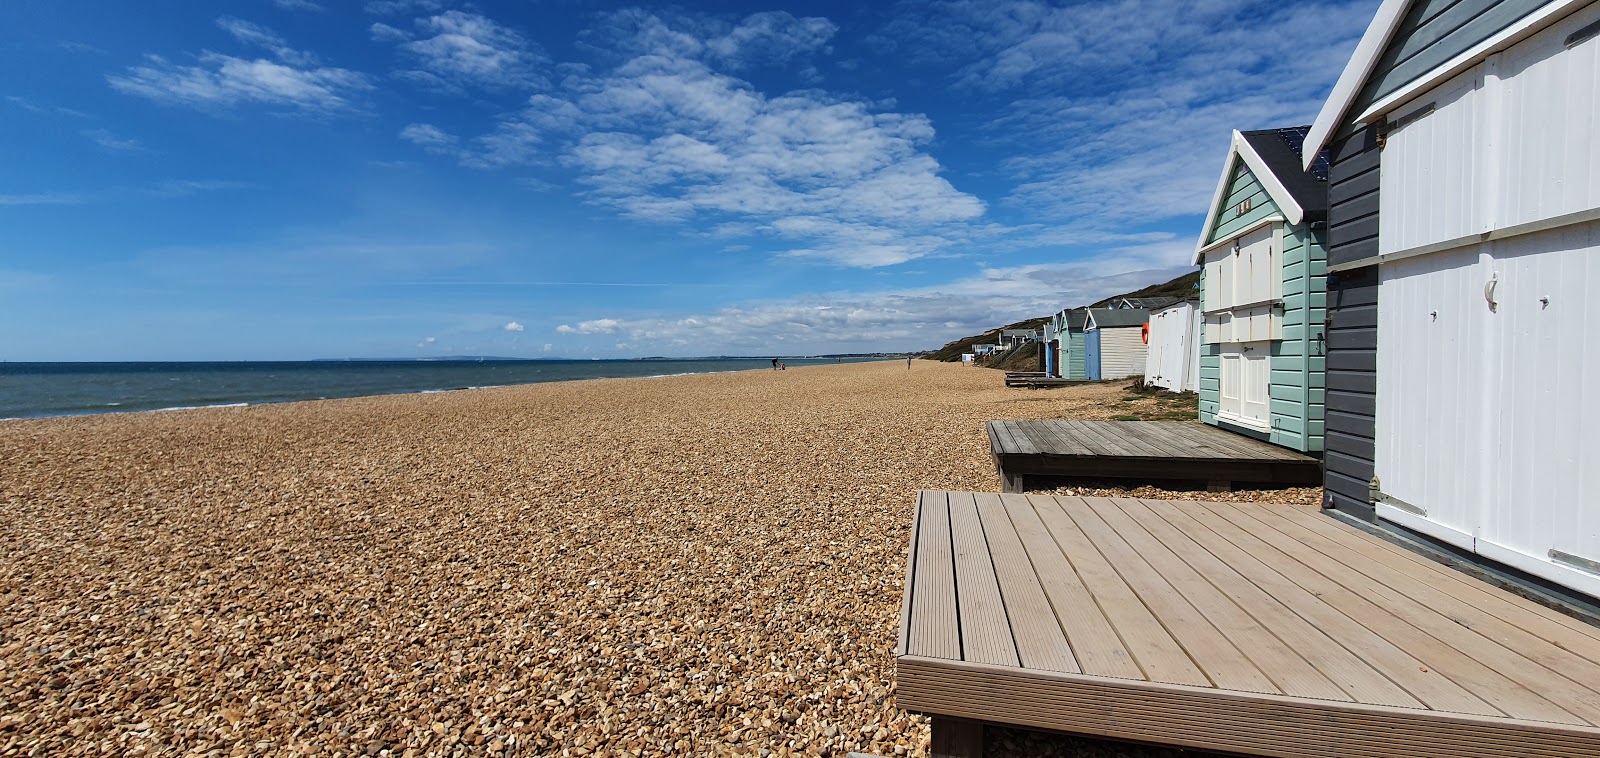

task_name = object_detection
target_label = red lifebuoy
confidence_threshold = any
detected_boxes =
[1141,322,1150,344]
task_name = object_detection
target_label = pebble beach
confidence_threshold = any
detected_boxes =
[0,360,1318,757]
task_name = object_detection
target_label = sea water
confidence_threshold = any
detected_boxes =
[0,358,870,420]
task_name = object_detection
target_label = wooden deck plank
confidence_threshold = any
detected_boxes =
[898,656,1600,758]
[1013,421,1082,459]
[1081,496,1355,702]
[1237,504,1600,724]
[1062,418,1164,457]
[972,493,1079,673]
[999,420,1041,455]
[1115,421,1205,459]
[1026,495,1213,687]
[1120,420,1243,459]
[1053,497,1283,694]
[1287,505,1600,661]
[909,491,960,660]
[948,492,1021,667]
[1192,500,1585,724]
[997,493,1143,680]
[1117,498,1425,709]
[1153,421,1288,460]
[1149,499,1504,716]
[985,420,1022,456]
[897,492,1600,756]
[1036,420,1098,457]
[896,495,924,657]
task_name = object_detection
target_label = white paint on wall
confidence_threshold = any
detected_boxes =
[1377,219,1600,599]
[1098,327,1148,381]
[1381,2,1600,257]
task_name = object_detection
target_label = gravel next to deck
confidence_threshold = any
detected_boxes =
[0,360,1310,756]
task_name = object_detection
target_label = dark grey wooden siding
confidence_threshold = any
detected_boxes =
[1324,126,1380,520]
[1351,0,1544,115]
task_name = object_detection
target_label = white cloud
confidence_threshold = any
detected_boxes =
[417,336,436,348]
[272,0,323,10]
[872,0,1374,224]
[503,321,524,332]
[82,129,142,151]
[217,17,317,66]
[549,240,1194,355]
[542,343,553,352]
[390,11,547,91]
[369,22,411,43]
[398,122,456,146]
[109,52,371,113]
[555,319,621,335]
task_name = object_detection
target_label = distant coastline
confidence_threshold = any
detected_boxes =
[0,357,883,420]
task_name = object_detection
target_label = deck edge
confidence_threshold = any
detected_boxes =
[896,655,1600,757]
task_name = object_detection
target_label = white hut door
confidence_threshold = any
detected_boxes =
[1218,345,1269,427]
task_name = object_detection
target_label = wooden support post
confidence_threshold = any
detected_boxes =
[1000,471,1026,494]
[1207,479,1232,492]
[930,718,983,758]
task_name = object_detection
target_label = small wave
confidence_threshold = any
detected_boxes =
[105,402,122,406]
[153,402,250,412]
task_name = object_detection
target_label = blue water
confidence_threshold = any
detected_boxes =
[0,358,871,420]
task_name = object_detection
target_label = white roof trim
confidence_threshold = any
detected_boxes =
[1191,130,1305,265]
[1303,0,1415,170]
[1353,0,1594,125]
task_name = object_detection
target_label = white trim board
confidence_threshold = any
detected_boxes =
[1191,130,1305,265]
[1303,0,1414,170]
[1306,0,1593,166]
[1327,206,1600,272]
[1195,216,1288,260]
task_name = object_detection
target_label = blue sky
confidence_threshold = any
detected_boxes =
[3,0,1375,360]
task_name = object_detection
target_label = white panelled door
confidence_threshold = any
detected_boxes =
[1218,343,1270,431]
[1376,222,1600,598]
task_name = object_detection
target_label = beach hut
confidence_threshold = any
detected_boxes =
[1142,300,1201,393]
[1305,0,1600,599]
[1045,307,1090,379]
[1192,126,1330,453]
[1083,308,1149,380]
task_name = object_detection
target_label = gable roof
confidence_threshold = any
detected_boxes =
[1192,126,1329,264]
[1087,308,1149,329]
[1057,307,1091,331]
[1303,0,1583,169]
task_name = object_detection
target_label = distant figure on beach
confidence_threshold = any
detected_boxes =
[780,362,787,370]
[906,356,912,370]
[771,358,779,370]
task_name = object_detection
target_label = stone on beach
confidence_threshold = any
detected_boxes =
[0,361,1313,756]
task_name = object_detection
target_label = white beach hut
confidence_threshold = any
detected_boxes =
[1142,301,1200,393]
[1308,0,1600,599]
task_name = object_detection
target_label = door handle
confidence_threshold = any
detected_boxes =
[1483,272,1499,312]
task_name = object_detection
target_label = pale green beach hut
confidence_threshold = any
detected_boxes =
[1193,126,1329,453]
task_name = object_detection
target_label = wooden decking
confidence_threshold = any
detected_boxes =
[988,419,1321,492]
[898,491,1600,757]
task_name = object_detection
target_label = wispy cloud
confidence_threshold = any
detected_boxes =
[0,192,85,207]
[415,10,983,268]
[271,0,324,11]
[217,16,317,66]
[82,129,143,151]
[6,95,91,119]
[109,20,370,113]
[379,11,549,92]
[873,0,1374,224]
[0,180,247,207]
[502,321,525,332]
[546,240,1195,353]
[398,122,456,147]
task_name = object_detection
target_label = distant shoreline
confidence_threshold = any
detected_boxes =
[0,357,887,421]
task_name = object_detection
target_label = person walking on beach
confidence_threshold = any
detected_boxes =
[771,358,779,370]
[906,356,913,370]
